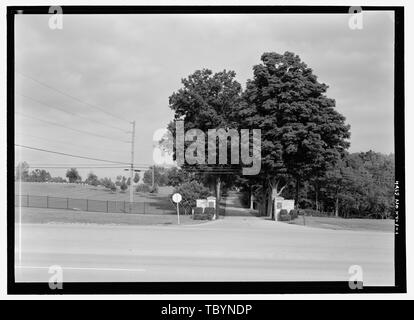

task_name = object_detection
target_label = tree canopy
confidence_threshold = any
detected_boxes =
[233,51,351,218]
[168,69,243,218]
[66,168,82,183]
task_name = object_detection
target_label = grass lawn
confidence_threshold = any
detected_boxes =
[15,207,204,226]
[288,216,394,233]
[15,182,175,214]
[15,181,173,201]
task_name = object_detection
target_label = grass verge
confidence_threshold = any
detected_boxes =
[15,207,204,226]
[288,216,394,233]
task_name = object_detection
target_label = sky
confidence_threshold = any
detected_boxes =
[14,12,395,180]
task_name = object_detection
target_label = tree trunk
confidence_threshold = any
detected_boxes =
[267,188,273,219]
[335,196,339,218]
[258,181,266,216]
[258,201,264,216]
[215,176,221,219]
[268,181,287,220]
[295,178,300,209]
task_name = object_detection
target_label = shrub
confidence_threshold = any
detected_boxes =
[50,177,67,183]
[193,207,204,215]
[289,209,299,220]
[136,184,151,193]
[204,207,215,219]
[304,209,317,216]
[279,209,288,216]
[120,182,128,192]
[193,213,210,220]
[149,185,159,194]
[174,181,211,208]
[101,177,114,189]
[279,215,291,222]
[193,207,215,220]
[277,209,290,221]
[303,209,331,217]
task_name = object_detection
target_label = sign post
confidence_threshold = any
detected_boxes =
[172,193,182,225]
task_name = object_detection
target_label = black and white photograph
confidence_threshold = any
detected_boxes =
[4,4,408,298]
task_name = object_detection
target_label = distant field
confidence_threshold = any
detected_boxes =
[15,182,176,215]
[288,216,394,233]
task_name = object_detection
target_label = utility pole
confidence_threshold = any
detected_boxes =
[152,165,155,188]
[129,121,136,206]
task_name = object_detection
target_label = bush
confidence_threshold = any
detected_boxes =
[193,207,204,215]
[101,178,115,190]
[174,181,211,208]
[279,215,291,222]
[193,213,211,220]
[303,209,331,217]
[193,207,215,220]
[50,177,67,183]
[277,209,290,221]
[279,209,288,216]
[136,184,151,193]
[120,182,128,192]
[204,207,216,219]
[289,209,299,220]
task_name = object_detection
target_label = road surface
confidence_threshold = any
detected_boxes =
[15,216,394,285]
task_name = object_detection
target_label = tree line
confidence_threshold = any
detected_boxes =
[14,162,174,193]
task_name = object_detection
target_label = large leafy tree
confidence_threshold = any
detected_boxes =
[133,172,140,184]
[173,180,211,208]
[168,69,243,218]
[120,176,128,192]
[15,161,30,181]
[66,168,81,183]
[29,169,52,182]
[85,172,99,186]
[334,152,394,218]
[166,167,192,187]
[143,165,169,186]
[234,51,350,218]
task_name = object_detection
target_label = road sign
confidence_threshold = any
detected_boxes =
[172,193,182,225]
[172,193,182,203]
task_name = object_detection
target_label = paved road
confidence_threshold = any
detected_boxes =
[15,217,394,285]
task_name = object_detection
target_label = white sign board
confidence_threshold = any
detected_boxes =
[172,193,182,203]
[196,199,208,208]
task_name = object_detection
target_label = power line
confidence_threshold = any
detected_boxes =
[18,162,153,167]
[15,132,128,153]
[15,144,130,165]
[17,71,131,124]
[16,111,130,144]
[17,93,129,133]
[23,163,126,166]
[28,166,128,169]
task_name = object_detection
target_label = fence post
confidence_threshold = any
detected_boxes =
[27,194,29,207]
[107,200,109,213]
[144,202,145,214]
[67,198,69,209]
[124,201,126,213]
[46,196,49,208]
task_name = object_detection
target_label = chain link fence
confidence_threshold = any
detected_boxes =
[15,194,176,215]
